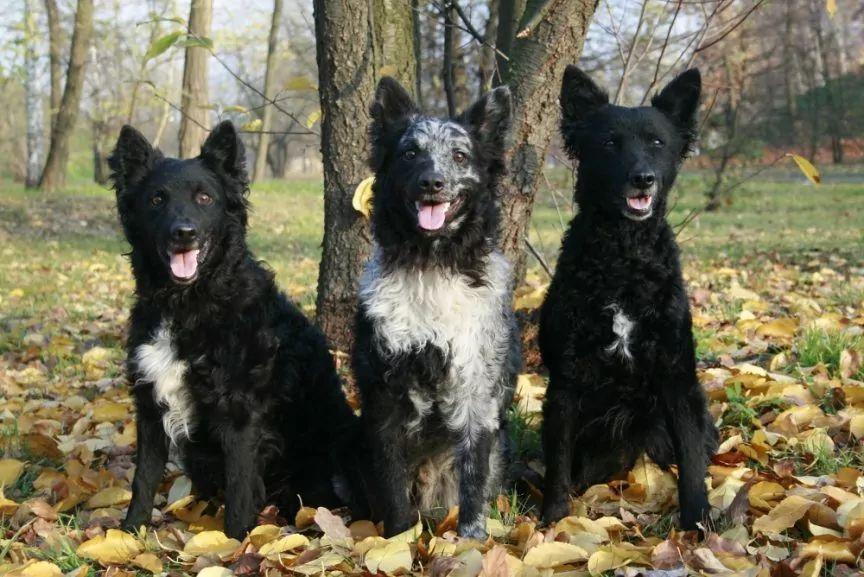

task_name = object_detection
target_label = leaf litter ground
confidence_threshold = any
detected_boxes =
[1,179,863,576]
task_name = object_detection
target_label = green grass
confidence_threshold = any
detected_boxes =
[528,169,864,268]
[2,167,863,326]
[796,328,864,379]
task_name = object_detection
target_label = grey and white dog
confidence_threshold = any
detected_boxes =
[352,78,521,539]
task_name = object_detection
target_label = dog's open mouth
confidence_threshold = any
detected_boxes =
[625,194,654,218]
[415,197,462,231]
[168,248,202,283]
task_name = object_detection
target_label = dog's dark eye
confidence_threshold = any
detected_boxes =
[150,193,164,207]
[603,138,616,149]
[453,150,467,165]
[403,150,416,161]
[652,138,664,147]
[195,192,213,206]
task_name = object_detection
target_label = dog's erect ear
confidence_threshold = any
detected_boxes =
[369,77,417,171]
[459,86,512,155]
[200,121,248,182]
[109,125,161,193]
[652,68,701,129]
[560,65,609,126]
[371,77,417,133]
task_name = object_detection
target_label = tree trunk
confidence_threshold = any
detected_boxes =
[313,0,417,351]
[411,0,423,108]
[443,4,457,117]
[178,0,213,159]
[478,0,499,93]
[253,0,284,183]
[497,0,597,283]
[24,0,43,188]
[39,0,94,192]
[43,0,63,133]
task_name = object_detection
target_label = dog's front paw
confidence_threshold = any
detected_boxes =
[540,497,570,525]
[225,515,255,540]
[457,518,488,541]
[679,492,710,531]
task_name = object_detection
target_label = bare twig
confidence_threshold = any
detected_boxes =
[524,238,553,279]
[694,0,767,54]
[187,32,319,137]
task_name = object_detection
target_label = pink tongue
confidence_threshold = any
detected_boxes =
[418,203,448,230]
[170,250,199,279]
[628,196,652,210]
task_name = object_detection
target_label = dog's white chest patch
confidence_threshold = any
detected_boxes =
[606,304,635,361]
[135,323,194,443]
[360,249,513,435]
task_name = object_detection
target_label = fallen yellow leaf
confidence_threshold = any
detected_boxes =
[523,542,589,568]
[0,459,25,486]
[86,486,132,509]
[182,530,242,559]
[76,529,142,565]
[352,176,375,218]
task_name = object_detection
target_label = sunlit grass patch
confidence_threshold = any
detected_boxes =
[796,327,864,379]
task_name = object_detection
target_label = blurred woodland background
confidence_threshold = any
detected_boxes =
[2,3,864,575]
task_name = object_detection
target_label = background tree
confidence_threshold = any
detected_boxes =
[43,0,62,132]
[39,0,94,192]
[253,0,284,183]
[178,0,213,159]
[313,0,418,350]
[24,0,43,188]
[495,0,599,282]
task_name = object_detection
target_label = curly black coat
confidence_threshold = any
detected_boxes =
[539,67,718,529]
[111,121,363,539]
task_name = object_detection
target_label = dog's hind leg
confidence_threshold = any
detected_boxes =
[124,391,169,532]
[221,423,264,539]
[540,385,578,524]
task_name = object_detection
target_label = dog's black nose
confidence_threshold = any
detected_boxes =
[419,172,445,193]
[171,223,198,243]
[630,171,656,190]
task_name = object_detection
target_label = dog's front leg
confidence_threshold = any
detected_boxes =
[367,414,413,537]
[221,423,261,539]
[658,321,715,530]
[540,385,577,524]
[456,426,494,539]
[124,392,169,532]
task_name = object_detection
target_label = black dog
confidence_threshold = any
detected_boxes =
[112,121,361,539]
[352,78,521,538]
[539,67,718,529]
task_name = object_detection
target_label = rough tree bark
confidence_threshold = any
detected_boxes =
[39,0,94,192]
[313,0,417,351]
[178,0,213,159]
[253,0,284,182]
[496,0,598,283]
[24,0,43,188]
[478,0,499,93]
[43,0,63,133]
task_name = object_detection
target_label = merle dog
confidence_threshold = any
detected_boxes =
[352,78,521,539]
[539,67,718,529]
[112,121,362,539]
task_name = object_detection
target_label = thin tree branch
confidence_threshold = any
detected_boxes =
[524,238,553,279]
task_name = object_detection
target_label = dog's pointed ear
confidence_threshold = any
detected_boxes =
[560,65,609,126]
[200,120,248,183]
[652,68,701,129]
[109,125,161,193]
[369,77,417,171]
[459,85,512,155]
